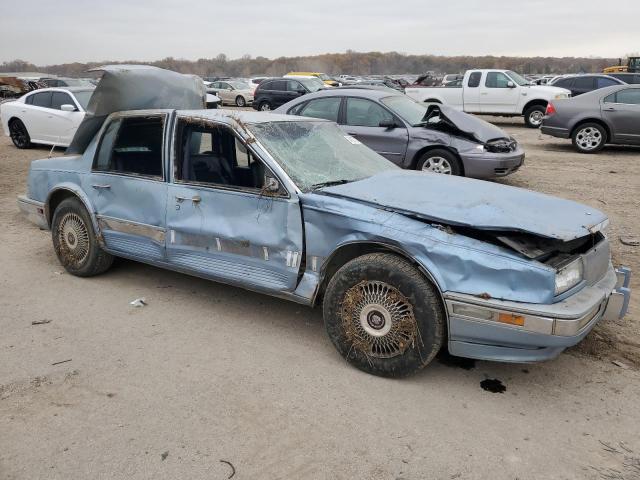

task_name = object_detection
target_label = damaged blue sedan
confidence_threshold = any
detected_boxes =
[18,66,632,377]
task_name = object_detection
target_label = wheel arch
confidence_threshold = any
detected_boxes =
[312,240,445,308]
[423,98,442,104]
[46,186,100,236]
[522,99,548,115]
[410,145,465,175]
[570,118,611,143]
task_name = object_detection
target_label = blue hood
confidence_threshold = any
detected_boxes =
[320,170,607,241]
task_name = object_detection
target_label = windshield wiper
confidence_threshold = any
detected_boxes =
[310,179,351,190]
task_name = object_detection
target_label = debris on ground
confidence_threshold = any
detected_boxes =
[160,451,169,461]
[31,319,52,326]
[220,459,236,479]
[130,298,147,307]
[51,359,72,366]
[612,360,630,369]
[619,237,640,247]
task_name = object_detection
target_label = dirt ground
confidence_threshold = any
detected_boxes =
[1,115,639,480]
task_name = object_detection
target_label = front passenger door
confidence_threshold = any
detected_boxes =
[341,97,408,164]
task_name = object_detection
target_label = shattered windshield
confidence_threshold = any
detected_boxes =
[249,121,398,192]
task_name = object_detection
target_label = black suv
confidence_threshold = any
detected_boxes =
[252,77,324,111]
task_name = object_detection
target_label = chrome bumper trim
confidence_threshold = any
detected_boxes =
[445,264,631,338]
[17,195,48,229]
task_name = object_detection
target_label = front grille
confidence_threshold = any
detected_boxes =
[486,137,518,153]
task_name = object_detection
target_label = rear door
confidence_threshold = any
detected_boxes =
[479,71,520,113]
[602,88,640,144]
[86,113,169,262]
[341,97,408,164]
[165,116,304,293]
[462,71,483,112]
[22,91,53,142]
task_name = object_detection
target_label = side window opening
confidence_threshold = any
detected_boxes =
[93,116,164,178]
[485,72,511,88]
[467,72,482,88]
[51,92,75,110]
[345,98,394,127]
[175,121,269,191]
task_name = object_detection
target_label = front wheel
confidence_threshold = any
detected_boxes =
[235,96,246,107]
[524,105,546,128]
[51,197,114,277]
[323,253,445,377]
[572,123,606,153]
[9,119,31,149]
[416,149,461,175]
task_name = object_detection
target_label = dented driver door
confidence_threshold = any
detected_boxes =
[165,120,304,294]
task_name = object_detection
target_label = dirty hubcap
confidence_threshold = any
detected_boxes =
[341,281,417,358]
[260,102,270,111]
[576,127,602,151]
[57,212,90,267]
[422,156,452,174]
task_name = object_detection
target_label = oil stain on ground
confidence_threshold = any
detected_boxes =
[480,378,506,393]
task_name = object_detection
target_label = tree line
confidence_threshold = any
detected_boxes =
[1,51,620,78]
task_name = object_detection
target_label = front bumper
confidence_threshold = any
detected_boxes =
[17,195,48,229]
[444,264,631,362]
[460,147,525,179]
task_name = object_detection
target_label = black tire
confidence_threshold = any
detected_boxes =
[416,149,462,176]
[523,104,546,128]
[571,122,606,154]
[323,253,445,377]
[51,197,114,277]
[259,101,271,111]
[235,95,246,107]
[9,118,32,149]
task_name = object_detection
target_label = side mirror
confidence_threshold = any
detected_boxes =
[379,119,397,129]
[296,89,307,95]
[60,104,76,112]
[265,176,280,193]
[506,81,516,88]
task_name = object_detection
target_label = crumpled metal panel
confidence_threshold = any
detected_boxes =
[66,65,206,155]
[299,192,557,304]
[320,170,608,241]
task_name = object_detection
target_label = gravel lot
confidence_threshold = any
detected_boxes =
[1,113,639,479]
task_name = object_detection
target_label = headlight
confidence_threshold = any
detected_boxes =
[475,144,485,152]
[554,93,569,99]
[555,259,583,295]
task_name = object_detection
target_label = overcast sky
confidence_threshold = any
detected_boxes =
[1,0,638,65]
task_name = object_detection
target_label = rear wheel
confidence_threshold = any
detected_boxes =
[9,119,31,149]
[572,123,606,153]
[524,104,546,128]
[235,96,246,107]
[51,197,114,277]
[416,149,461,176]
[259,101,271,111]
[323,253,445,377]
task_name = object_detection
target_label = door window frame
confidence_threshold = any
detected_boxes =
[170,117,291,199]
[91,112,169,182]
[340,96,404,128]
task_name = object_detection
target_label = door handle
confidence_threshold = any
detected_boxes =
[92,184,111,189]
[604,107,616,111]
[175,195,201,204]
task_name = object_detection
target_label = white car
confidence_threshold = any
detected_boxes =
[1,87,93,148]
[207,80,254,107]
[405,69,571,128]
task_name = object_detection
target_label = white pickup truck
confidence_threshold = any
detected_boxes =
[405,70,571,128]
